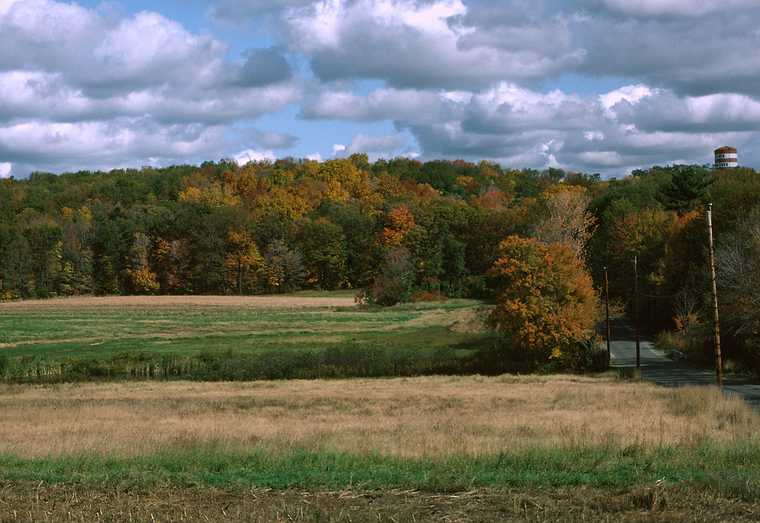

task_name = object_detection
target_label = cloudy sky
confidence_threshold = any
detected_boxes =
[1,0,760,178]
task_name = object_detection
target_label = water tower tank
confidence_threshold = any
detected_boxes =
[714,146,738,168]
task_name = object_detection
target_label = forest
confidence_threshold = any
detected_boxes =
[1,155,760,372]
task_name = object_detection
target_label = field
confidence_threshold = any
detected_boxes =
[2,296,760,521]
[0,295,493,381]
[1,375,760,520]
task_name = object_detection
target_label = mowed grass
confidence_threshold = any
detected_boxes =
[0,295,492,381]
[0,375,758,497]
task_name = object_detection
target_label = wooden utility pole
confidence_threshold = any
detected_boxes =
[706,203,724,388]
[604,266,611,360]
[634,256,640,368]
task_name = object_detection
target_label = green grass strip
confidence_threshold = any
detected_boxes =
[1,444,759,494]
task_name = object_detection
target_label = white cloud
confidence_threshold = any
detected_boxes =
[304,80,759,173]
[601,0,760,17]
[233,149,277,165]
[332,144,347,155]
[0,119,226,172]
[599,85,655,112]
[578,151,623,167]
[0,0,19,14]
[0,0,303,174]
[0,162,11,178]
[283,0,584,89]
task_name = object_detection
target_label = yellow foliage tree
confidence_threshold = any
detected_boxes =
[225,230,264,294]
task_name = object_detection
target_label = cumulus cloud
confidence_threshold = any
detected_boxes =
[599,0,760,17]
[236,47,293,87]
[282,0,584,89]
[301,87,462,124]
[233,149,277,165]
[331,133,413,160]
[0,0,303,175]
[0,119,228,174]
[0,162,11,178]
[303,80,760,172]
[7,0,760,175]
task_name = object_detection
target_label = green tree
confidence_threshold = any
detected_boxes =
[299,218,348,290]
[659,166,712,214]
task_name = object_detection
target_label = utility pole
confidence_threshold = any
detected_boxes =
[634,256,640,368]
[706,203,723,388]
[604,266,611,360]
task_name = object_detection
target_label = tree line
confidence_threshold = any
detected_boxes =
[1,156,759,372]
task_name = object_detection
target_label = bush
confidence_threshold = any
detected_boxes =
[410,290,448,303]
[368,247,414,306]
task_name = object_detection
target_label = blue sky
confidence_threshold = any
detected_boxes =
[2,0,760,179]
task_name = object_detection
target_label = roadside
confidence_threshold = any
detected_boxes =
[609,338,760,408]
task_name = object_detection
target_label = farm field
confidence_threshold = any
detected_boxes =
[0,375,759,520]
[0,295,492,381]
[2,295,760,520]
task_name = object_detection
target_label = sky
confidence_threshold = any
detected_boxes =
[2,0,760,178]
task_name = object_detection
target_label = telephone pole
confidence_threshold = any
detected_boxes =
[604,266,611,360]
[634,256,640,368]
[706,203,723,388]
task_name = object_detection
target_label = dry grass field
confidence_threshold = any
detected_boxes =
[0,375,756,459]
[0,294,358,310]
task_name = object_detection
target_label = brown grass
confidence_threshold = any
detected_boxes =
[0,375,756,459]
[0,295,357,310]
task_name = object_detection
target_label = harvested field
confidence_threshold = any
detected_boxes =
[0,375,756,458]
[1,483,759,522]
[0,294,358,310]
[0,296,491,382]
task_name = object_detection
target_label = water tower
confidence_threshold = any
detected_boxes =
[714,146,738,168]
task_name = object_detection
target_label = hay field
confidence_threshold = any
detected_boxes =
[0,295,491,381]
[0,375,756,459]
[0,294,358,310]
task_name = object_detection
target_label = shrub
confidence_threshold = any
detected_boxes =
[368,247,414,306]
[410,290,448,303]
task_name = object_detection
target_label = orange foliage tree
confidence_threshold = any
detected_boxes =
[489,235,599,367]
[382,204,416,246]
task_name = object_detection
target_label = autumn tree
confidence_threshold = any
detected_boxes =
[489,235,599,368]
[263,240,306,293]
[382,204,415,246]
[225,229,263,294]
[126,232,159,294]
[298,218,348,290]
[533,185,596,258]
